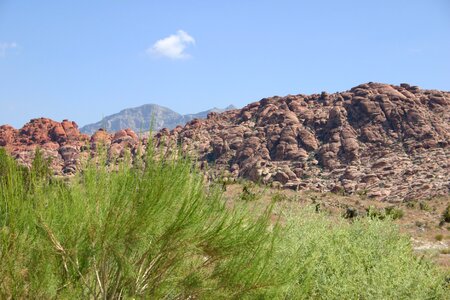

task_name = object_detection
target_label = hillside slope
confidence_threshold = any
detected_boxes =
[1,83,449,202]
[162,82,450,202]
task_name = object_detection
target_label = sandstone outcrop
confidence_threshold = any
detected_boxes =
[162,83,450,202]
[1,83,449,202]
[0,118,90,174]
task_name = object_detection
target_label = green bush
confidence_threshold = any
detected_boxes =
[419,201,431,211]
[385,206,405,220]
[271,192,289,203]
[277,208,448,299]
[366,206,404,220]
[366,206,386,220]
[239,182,258,202]
[0,148,448,299]
[443,204,450,223]
[0,149,280,299]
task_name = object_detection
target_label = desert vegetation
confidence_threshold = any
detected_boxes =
[0,147,448,299]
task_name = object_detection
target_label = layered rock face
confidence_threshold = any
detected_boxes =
[163,83,450,202]
[1,83,449,202]
[0,118,141,175]
[1,118,89,174]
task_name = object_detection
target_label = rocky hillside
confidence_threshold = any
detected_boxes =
[162,82,450,202]
[80,104,236,134]
[1,83,449,202]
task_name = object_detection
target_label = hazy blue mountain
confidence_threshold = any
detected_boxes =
[183,105,237,120]
[80,104,236,134]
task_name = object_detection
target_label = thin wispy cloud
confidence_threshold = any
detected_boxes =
[0,42,18,57]
[147,30,195,60]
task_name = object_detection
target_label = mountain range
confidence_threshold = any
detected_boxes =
[80,104,237,134]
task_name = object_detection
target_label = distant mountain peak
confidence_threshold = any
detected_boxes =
[79,104,236,134]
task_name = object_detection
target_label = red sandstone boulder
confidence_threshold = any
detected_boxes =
[91,129,112,150]
[1,118,86,174]
[0,125,18,147]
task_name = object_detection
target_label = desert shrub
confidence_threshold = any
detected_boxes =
[343,206,360,219]
[435,234,444,241]
[406,201,416,209]
[0,149,281,299]
[332,186,346,196]
[366,206,386,220]
[415,221,426,228]
[356,188,368,199]
[385,206,404,220]
[271,192,289,203]
[276,208,448,299]
[31,148,53,180]
[443,204,450,223]
[0,148,448,299]
[366,206,404,220]
[239,182,258,202]
[419,201,431,211]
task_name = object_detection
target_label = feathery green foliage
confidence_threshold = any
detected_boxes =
[278,208,448,299]
[0,148,279,298]
[0,147,448,299]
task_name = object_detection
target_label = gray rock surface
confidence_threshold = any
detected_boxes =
[80,104,236,134]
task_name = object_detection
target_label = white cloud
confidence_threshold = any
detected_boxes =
[147,30,195,60]
[0,42,18,57]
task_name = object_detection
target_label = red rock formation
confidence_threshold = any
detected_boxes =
[162,83,450,202]
[1,83,449,202]
[0,125,18,147]
[2,119,99,174]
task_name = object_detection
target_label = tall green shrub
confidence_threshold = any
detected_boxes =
[0,148,280,299]
[0,147,448,299]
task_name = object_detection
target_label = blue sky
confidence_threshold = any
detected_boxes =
[0,0,449,128]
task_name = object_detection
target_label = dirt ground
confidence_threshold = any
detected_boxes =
[221,182,450,270]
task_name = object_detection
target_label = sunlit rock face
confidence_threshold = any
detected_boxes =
[161,83,450,202]
[1,83,449,202]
